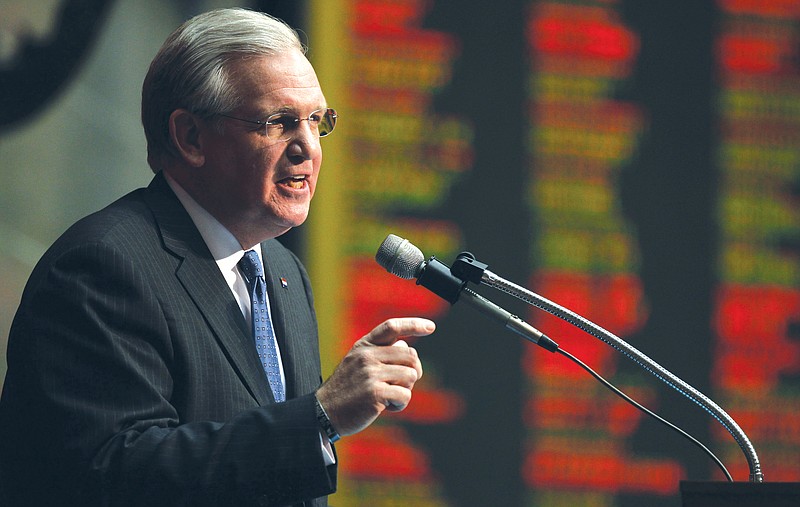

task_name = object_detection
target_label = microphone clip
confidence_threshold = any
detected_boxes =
[416,256,467,304]
[451,252,488,284]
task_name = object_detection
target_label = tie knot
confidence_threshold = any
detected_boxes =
[238,250,264,284]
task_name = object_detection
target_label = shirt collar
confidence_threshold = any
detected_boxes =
[163,173,262,272]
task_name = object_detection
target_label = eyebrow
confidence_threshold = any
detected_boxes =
[259,105,329,117]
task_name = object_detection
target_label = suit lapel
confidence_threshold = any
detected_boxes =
[144,174,272,406]
[261,240,321,399]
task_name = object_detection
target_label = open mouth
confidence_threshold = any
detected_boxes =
[281,175,308,189]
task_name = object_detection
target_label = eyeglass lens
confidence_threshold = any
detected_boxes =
[267,109,337,139]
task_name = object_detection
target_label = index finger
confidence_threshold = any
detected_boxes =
[361,318,436,347]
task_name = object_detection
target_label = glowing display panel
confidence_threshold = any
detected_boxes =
[308,0,800,505]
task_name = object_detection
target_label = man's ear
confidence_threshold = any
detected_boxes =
[169,109,206,167]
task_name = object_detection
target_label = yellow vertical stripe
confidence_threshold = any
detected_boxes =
[305,0,352,377]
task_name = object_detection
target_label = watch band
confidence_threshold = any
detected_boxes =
[314,395,340,443]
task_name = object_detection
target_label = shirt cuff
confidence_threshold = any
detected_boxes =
[319,431,336,465]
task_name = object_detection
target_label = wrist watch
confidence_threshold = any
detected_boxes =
[314,395,340,443]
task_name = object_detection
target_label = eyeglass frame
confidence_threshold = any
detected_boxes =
[217,108,338,141]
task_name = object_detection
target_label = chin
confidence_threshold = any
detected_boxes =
[279,211,310,230]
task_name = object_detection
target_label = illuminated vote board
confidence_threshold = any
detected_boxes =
[305,0,800,506]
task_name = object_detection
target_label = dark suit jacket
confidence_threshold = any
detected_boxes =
[0,172,336,506]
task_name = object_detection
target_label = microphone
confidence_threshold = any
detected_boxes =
[398,239,764,482]
[374,234,425,279]
[375,234,559,352]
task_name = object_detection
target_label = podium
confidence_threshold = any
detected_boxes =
[680,481,800,507]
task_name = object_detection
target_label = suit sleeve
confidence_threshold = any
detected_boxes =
[0,239,335,506]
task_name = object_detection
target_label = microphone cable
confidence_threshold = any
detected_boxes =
[553,345,733,482]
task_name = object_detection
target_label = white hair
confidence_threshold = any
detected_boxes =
[141,8,305,172]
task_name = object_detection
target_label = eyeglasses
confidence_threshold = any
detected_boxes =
[219,108,337,141]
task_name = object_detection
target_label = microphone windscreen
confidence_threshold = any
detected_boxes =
[375,234,425,279]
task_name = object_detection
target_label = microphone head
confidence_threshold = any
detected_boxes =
[375,234,425,279]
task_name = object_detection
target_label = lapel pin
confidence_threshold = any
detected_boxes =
[280,277,289,288]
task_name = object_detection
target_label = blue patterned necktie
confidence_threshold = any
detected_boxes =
[238,250,285,402]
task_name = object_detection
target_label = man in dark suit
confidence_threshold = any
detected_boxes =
[0,8,434,506]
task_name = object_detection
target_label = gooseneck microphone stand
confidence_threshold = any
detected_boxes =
[451,252,764,483]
